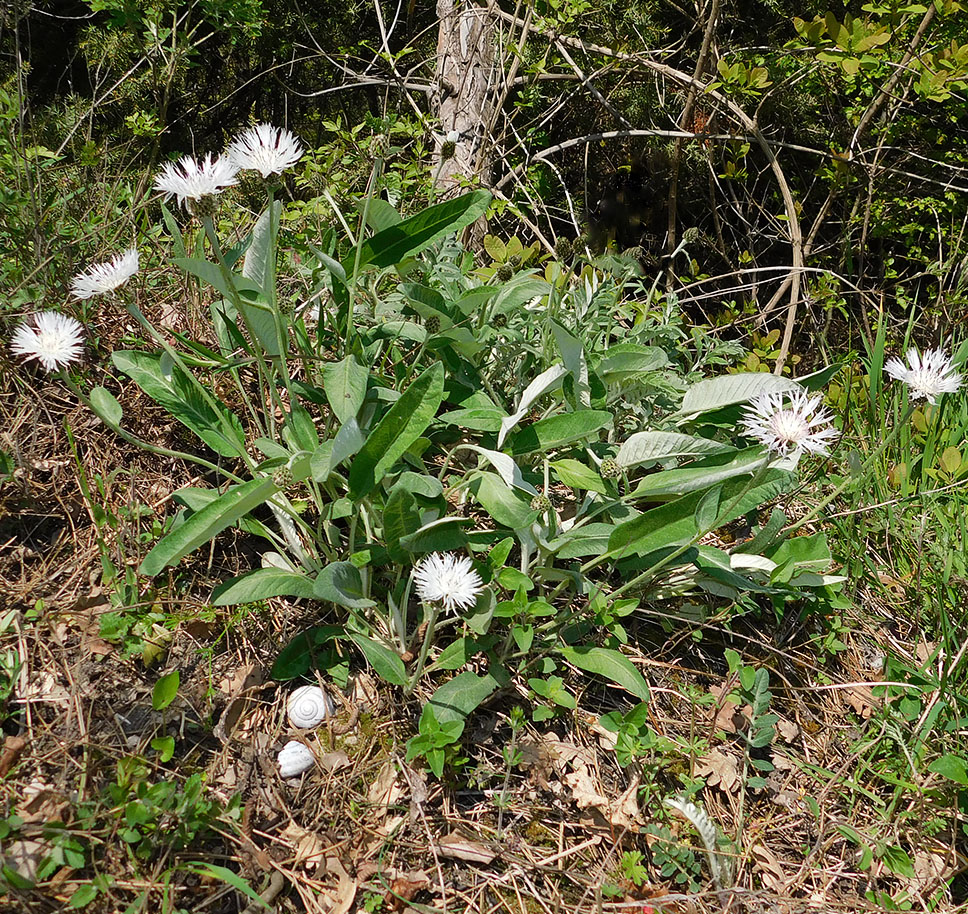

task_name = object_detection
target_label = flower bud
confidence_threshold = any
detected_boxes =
[272,466,294,489]
[530,494,552,512]
[496,262,514,282]
[600,457,621,479]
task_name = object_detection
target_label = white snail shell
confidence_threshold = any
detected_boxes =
[277,741,315,778]
[287,685,335,729]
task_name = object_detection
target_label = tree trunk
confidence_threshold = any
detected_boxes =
[434,0,495,196]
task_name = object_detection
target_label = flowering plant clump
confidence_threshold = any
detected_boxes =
[10,311,85,372]
[153,152,239,210]
[69,247,139,299]
[740,389,839,458]
[226,123,304,177]
[884,347,962,405]
[413,553,483,612]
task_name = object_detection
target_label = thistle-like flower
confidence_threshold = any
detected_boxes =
[226,123,303,178]
[884,347,962,405]
[153,153,239,210]
[10,311,85,372]
[70,247,139,299]
[740,388,838,458]
[413,552,483,612]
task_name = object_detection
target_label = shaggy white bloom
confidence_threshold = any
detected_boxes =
[153,153,239,209]
[740,388,838,458]
[413,552,483,612]
[10,311,85,372]
[226,123,303,177]
[884,347,962,405]
[70,247,139,299]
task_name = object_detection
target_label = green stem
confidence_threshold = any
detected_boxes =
[346,154,384,352]
[405,602,440,696]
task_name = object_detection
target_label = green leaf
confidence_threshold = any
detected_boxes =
[314,562,376,608]
[348,362,445,500]
[152,670,179,710]
[551,320,590,408]
[140,477,278,575]
[270,625,344,680]
[507,410,612,455]
[617,431,734,469]
[551,458,606,493]
[421,670,500,729]
[608,471,794,558]
[345,190,491,272]
[498,364,567,448]
[240,201,283,355]
[173,257,263,301]
[89,386,123,427]
[399,517,469,554]
[460,445,539,495]
[347,633,407,686]
[363,197,402,231]
[383,488,420,561]
[151,735,176,763]
[186,864,270,911]
[112,350,245,458]
[928,753,968,785]
[694,485,722,530]
[629,447,768,500]
[558,646,650,700]
[212,568,316,605]
[323,356,369,424]
[547,523,615,558]
[471,471,537,530]
[679,373,801,416]
[69,884,99,908]
[598,344,669,383]
[440,407,507,432]
[160,202,187,259]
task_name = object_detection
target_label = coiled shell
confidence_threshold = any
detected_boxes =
[277,741,315,778]
[287,685,335,729]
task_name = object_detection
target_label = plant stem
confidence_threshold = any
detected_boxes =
[405,603,440,696]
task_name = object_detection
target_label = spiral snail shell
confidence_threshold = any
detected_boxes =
[287,685,335,729]
[277,740,315,778]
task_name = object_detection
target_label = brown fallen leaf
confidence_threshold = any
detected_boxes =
[610,777,642,831]
[696,748,740,794]
[0,736,27,778]
[437,832,498,864]
[563,766,609,810]
[282,822,328,872]
[751,842,786,892]
[384,872,431,911]
[214,663,264,741]
[318,750,352,772]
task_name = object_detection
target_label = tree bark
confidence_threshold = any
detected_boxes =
[434,0,495,193]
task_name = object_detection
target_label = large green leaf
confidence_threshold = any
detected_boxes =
[471,472,537,530]
[140,477,278,576]
[629,447,768,500]
[89,386,123,427]
[558,646,650,700]
[498,363,567,448]
[323,355,369,423]
[679,373,801,416]
[608,471,795,558]
[507,410,612,455]
[617,431,735,469]
[113,350,245,458]
[345,190,491,272]
[240,201,284,356]
[313,562,376,608]
[347,633,407,686]
[211,568,316,605]
[173,257,263,301]
[460,445,538,495]
[421,670,500,728]
[383,488,420,561]
[348,362,445,500]
[399,517,469,554]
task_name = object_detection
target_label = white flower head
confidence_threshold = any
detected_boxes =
[153,152,239,209]
[884,347,962,405]
[740,388,839,458]
[10,311,85,373]
[70,247,139,299]
[226,123,303,178]
[413,552,483,612]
